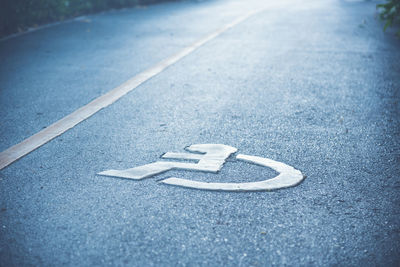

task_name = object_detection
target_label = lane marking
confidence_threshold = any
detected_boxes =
[0,10,260,170]
[98,144,305,192]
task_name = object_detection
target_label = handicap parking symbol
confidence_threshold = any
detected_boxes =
[98,144,305,192]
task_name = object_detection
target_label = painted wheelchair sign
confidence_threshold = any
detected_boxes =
[98,144,305,191]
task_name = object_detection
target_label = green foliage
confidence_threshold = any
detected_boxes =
[377,0,400,36]
[0,0,163,37]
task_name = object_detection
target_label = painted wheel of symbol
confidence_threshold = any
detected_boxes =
[160,154,305,192]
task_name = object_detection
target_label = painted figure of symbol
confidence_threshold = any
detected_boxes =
[98,144,305,191]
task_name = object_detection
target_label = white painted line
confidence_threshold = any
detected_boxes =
[0,11,260,170]
[161,154,305,192]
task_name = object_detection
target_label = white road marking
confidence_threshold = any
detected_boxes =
[99,144,305,192]
[0,10,260,170]
[98,144,237,179]
[161,154,305,191]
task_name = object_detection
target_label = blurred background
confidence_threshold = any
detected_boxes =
[1,0,399,39]
[0,0,176,38]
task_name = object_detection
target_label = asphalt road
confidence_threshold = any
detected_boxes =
[1,0,399,265]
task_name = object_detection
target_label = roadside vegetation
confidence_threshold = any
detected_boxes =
[0,0,167,38]
[377,0,400,37]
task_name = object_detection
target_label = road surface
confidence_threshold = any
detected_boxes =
[0,0,399,265]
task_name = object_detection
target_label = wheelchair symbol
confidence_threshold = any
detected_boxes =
[98,144,305,191]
